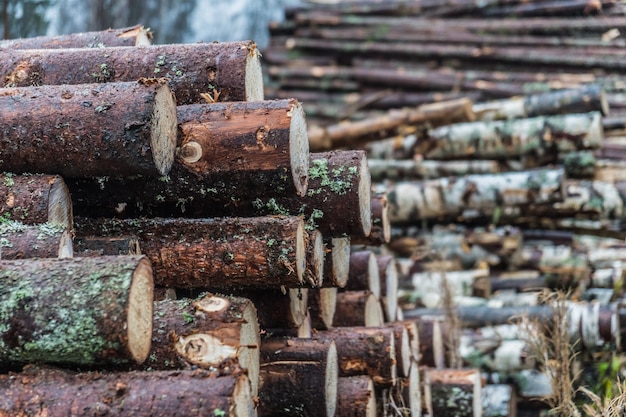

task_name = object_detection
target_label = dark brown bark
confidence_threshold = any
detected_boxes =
[73,235,141,257]
[308,287,337,330]
[0,366,254,417]
[333,290,384,327]
[0,174,72,229]
[336,376,377,417]
[415,316,446,368]
[238,288,309,330]
[0,256,153,366]
[0,80,178,177]
[176,99,309,198]
[0,25,152,49]
[352,193,390,246]
[0,41,263,104]
[0,222,73,259]
[74,216,307,290]
[345,250,381,298]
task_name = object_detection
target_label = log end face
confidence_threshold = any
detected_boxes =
[150,82,178,175]
[364,294,384,327]
[358,155,372,237]
[309,229,325,287]
[296,219,306,284]
[399,327,411,378]
[48,176,73,230]
[233,374,255,417]
[380,194,391,243]
[239,300,261,398]
[325,341,339,417]
[245,45,264,102]
[319,287,337,330]
[127,256,154,363]
[367,253,381,300]
[289,287,309,327]
[289,101,310,197]
[383,261,399,322]
[331,237,350,288]
[57,229,74,258]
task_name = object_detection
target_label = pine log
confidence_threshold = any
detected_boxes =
[0,25,152,49]
[377,254,399,322]
[0,80,178,177]
[425,112,603,161]
[368,159,501,181]
[141,293,260,397]
[336,376,377,417]
[73,235,141,257]
[388,321,413,378]
[308,287,337,330]
[322,236,351,288]
[425,368,483,417]
[0,222,73,259]
[415,316,446,368]
[0,256,153,366]
[0,41,263,104]
[306,229,325,287]
[176,99,310,198]
[239,288,308,329]
[385,168,564,224]
[333,290,384,327]
[0,174,72,229]
[346,250,381,299]
[0,366,254,417]
[259,338,338,417]
[400,362,421,417]
[307,98,474,150]
[74,216,308,290]
[482,384,517,417]
[351,193,391,246]
[314,326,397,386]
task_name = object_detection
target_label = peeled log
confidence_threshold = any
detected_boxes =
[0,41,263,104]
[0,25,152,49]
[336,376,377,417]
[74,216,307,290]
[176,99,309,198]
[0,80,178,177]
[0,174,72,229]
[0,256,153,366]
[0,222,73,259]
[0,366,254,417]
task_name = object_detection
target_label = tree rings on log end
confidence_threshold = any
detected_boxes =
[127,257,154,363]
[288,100,310,197]
[245,43,264,102]
[149,80,178,175]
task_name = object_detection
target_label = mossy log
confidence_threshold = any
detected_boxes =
[425,112,603,161]
[424,368,483,417]
[74,216,308,290]
[333,290,384,327]
[322,236,350,288]
[140,293,260,397]
[336,376,376,417]
[0,174,72,229]
[0,222,72,259]
[308,287,337,330]
[368,159,501,182]
[385,168,564,224]
[0,25,152,49]
[345,250,381,299]
[0,366,254,417]
[177,99,309,198]
[258,338,338,417]
[0,256,153,366]
[0,41,263,104]
[352,193,390,246]
[0,80,177,177]
[238,288,308,330]
[73,235,141,257]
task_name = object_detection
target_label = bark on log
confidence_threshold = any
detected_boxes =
[314,326,397,386]
[424,368,483,417]
[415,316,446,368]
[0,222,73,259]
[351,193,390,246]
[0,41,263,104]
[377,254,399,322]
[322,236,351,288]
[400,361,422,417]
[238,288,309,329]
[336,376,377,417]
[385,168,564,224]
[0,80,178,177]
[176,99,309,198]
[308,287,337,330]
[73,235,141,257]
[333,290,384,327]
[346,250,381,299]
[0,255,153,366]
[388,321,413,378]
[0,25,152,49]
[425,112,603,161]
[0,366,254,417]
[306,229,325,287]
[259,338,338,417]
[0,174,72,229]
[74,216,307,290]
[368,159,501,182]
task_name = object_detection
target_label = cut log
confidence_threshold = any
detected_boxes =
[259,338,338,417]
[385,168,564,223]
[314,326,397,386]
[306,229,325,287]
[0,366,254,417]
[388,321,412,378]
[308,287,337,330]
[0,25,152,49]
[346,250,381,299]
[322,236,351,288]
[0,222,73,259]
[0,174,72,229]
[0,255,153,366]
[424,368,483,417]
[368,159,501,182]
[377,254,399,322]
[0,41,263,104]
[176,99,309,198]
[425,112,603,161]
[0,80,178,177]
[238,288,309,329]
[415,316,446,368]
[333,290,384,327]
[400,361,422,417]
[351,193,391,246]
[142,293,260,397]
[73,235,141,257]
[74,216,307,290]
[336,376,377,417]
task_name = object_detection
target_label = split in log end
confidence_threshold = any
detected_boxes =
[126,257,154,363]
[331,237,350,288]
[358,156,372,237]
[48,176,73,230]
[326,341,339,417]
[150,81,178,175]
[245,44,264,102]
[289,100,310,197]
[57,229,74,258]
[296,219,307,284]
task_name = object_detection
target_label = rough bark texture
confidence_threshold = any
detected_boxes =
[74,216,306,290]
[0,80,178,177]
[333,290,384,327]
[177,99,309,197]
[73,235,141,257]
[308,287,337,330]
[352,193,390,246]
[238,288,309,330]
[0,25,152,49]
[0,41,263,104]
[0,222,73,259]
[0,174,72,229]
[336,376,376,417]
[0,256,153,366]
[0,366,254,417]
